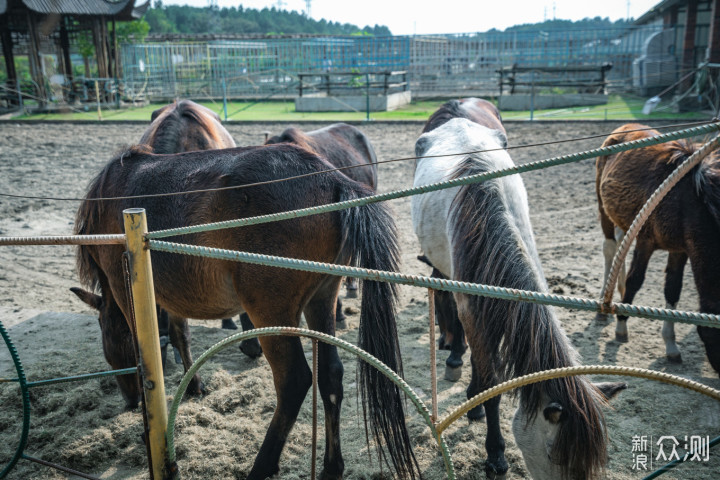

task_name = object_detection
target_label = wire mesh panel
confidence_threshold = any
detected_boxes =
[120,25,667,101]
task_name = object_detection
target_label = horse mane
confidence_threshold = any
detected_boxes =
[422,99,468,133]
[146,100,221,154]
[450,156,608,479]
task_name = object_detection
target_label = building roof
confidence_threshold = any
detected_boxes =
[634,0,685,25]
[0,0,149,19]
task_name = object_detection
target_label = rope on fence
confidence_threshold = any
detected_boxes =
[0,234,125,246]
[148,239,720,328]
[146,121,720,240]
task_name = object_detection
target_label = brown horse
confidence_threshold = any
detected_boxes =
[596,123,720,374]
[266,123,378,190]
[266,123,379,305]
[73,142,418,479]
[422,97,507,141]
[72,99,264,371]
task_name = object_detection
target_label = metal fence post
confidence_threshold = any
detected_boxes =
[123,208,168,480]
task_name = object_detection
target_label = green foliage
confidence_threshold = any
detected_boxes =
[143,4,392,36]
[505,16,631,33]
[116,19,151,43]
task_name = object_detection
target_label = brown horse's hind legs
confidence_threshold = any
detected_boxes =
[248,335,312,480]
[615,238,655,343]
[662,252,687,362]
[167,314,206,396]
[304,290,345,479]
[596,228,626,322]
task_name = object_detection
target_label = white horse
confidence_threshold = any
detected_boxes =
[411,117,625,479]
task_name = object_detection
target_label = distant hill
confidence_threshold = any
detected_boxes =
[500,16,632,33]
[145,2,392,36]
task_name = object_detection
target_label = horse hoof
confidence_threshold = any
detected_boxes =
[345,287,358,299]
[445,365,463,382]
[595,312,611,322]
[240,339,263,359]
[667,353,682,363]
[221,318,238,330]
[467,404,485,421]
[615,332,629,343]
[336,319,347,330]
[484,460,508,479]
[485,471,506,480]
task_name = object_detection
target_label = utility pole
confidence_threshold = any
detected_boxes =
[305,0,312,18]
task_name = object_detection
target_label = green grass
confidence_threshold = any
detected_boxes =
[7,95,708,122]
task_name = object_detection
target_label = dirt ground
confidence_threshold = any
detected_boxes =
[0,119,719,480]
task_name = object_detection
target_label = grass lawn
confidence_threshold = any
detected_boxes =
[6,94,710,123]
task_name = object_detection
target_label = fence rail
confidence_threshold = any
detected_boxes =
[117,25,666,101]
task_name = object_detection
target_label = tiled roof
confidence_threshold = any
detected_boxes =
[1,0,149,19]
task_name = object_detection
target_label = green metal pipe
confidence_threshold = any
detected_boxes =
[147,121,720,240]
[149,239,720,329]
[0,320,31,479]
[25,367,138,388]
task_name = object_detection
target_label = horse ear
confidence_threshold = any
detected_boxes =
[70,287,102,311]
[595,381,627,401]
[543,401,565,424]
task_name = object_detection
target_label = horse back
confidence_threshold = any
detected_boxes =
[267,124,378,190]
[423,98,507,148]
[597,124,705,246]
[77,143,358,320]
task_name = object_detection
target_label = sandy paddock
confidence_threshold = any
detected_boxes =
[0,119,719,479]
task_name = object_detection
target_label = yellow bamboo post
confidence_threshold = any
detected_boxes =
[124,208,168,480]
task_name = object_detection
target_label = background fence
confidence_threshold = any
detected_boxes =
[119,25,666,101]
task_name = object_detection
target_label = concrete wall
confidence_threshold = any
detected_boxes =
[498,94,608,111]
[295,91,412,112]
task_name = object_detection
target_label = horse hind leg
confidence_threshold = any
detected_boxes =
[662,252,687,363]
[615,238,654,343]
[466,352,507,479]
[248,328,312,479]
[596,227,625,322]
[168,314,206,396]
[303,280,345,479]
[238,313,263,359]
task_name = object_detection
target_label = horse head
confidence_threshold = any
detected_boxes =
[70,287,143,410]
[512,381,626,479]
[140,99,236,153]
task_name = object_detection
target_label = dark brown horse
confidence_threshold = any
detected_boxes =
[596,123,720,374]
[413,104,625,479]
[71,99,263,372]
[266,123,378,190]
[73,143,418,479]
[266,123,379,306]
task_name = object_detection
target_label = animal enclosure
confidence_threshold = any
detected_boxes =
[1,120,720,479]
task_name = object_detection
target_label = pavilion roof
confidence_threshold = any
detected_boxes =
[0,0,149,20]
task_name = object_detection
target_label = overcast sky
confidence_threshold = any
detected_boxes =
[162,0,661,35]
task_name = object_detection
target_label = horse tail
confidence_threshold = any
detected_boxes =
[338,186,420,479]
[695,153,720,227]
